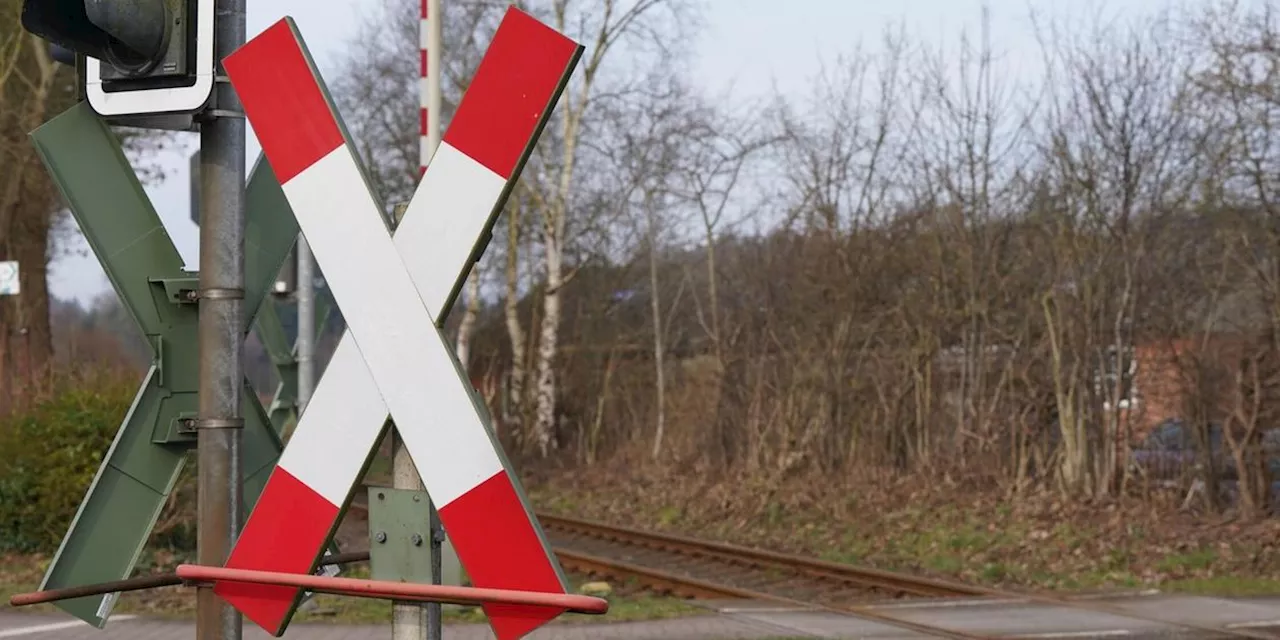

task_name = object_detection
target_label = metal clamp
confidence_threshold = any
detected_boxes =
[198,287,245,300]
[203,109,245,119]
[194,418,245,430]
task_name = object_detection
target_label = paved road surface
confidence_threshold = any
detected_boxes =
[1,594,1277,639]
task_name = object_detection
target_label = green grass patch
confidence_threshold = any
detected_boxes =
[925,554,964,573]
[1156,549,1218,573]
[1163,576,1280,596]
[576,595,704,623]
[290,592,702,626]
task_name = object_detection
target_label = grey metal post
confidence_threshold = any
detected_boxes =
[390,434,426,640]
[387,210,425,639]
[393,0,443,639]
[197,1,246,640]
[424,3,444,640]
[296,237,314,411]
[390,197,426,640]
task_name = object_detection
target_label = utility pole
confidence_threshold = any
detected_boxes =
[197,2,247,640]
[392,1,443,639]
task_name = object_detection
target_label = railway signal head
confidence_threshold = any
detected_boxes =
[20,0,215,118]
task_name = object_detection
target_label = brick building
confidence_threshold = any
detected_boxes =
[1118,334,1267,443]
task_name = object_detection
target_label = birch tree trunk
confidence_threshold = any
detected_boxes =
[503,201,527,433]
[523,0,689,456]
[533,219,564,456]
[648,203,667,460]
[454,267,482,369]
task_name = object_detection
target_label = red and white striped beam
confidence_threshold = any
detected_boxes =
[216,11,581,640]
[419,0,430,176]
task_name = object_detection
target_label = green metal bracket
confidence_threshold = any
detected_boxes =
[27,101,299,628]
[254,293,333,436]
[367,487,434,584]
[365,486,462,589]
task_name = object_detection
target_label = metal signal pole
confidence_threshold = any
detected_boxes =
[296,240,315,412]
[197,1,247,640]
[392,1,443,640]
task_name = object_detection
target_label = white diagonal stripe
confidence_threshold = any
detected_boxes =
[277,334,385,506]
[400,141,506,318]
[281,146,503,507]
[281,144,505,505]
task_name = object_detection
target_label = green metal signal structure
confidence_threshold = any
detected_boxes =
[191,150,334,437]
[28,101,299,628]
[255,295,332,434]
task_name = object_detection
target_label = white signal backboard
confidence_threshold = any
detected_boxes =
[0,261,18,296]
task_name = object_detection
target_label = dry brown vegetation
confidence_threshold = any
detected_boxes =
[446,1,1280,523]
[312,2,1280,560]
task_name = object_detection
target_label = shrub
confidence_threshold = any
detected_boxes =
[0,372,135,553]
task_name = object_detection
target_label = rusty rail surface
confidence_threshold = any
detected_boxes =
[536,511,1280,640]
[537,513,995,639]
[538,512,982,600]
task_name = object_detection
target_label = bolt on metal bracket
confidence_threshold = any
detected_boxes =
[367,487,434,584]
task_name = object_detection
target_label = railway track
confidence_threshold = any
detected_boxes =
[536,512,982,603]
[535,513,1009,640]
[347,493,1280,639]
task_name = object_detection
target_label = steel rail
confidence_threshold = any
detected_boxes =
[539,512,1280,640]
[539,512,981,598]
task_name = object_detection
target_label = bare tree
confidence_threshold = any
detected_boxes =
[674,97,773,373]
[1185,0,1280,514]
[906,7,1040,469]
[761,32,919,472]
[604,74,695,460]
[0,6,76,407]
[1031,6,1201,495]
[516,0,695,456]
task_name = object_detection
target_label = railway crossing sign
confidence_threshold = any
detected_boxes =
[213,10,582,640]
[25,102,300,628]
[0,261,18,295]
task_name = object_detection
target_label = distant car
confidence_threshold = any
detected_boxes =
[1130,419,1280,510]
[1130,419,1229,481]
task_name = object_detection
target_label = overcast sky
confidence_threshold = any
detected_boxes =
[46,0,1191,305]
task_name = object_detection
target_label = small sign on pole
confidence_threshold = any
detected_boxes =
[0,261,19,295]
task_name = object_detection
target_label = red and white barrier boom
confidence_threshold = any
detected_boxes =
[215,9,582,640]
